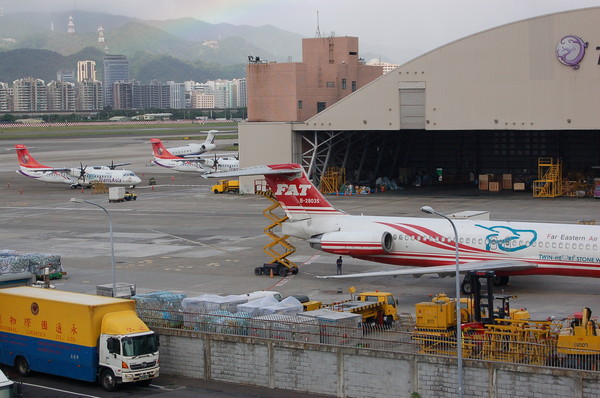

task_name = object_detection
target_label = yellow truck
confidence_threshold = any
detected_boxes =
[0,287,159,391]
[211,179,240,194]
[305,291,399,327]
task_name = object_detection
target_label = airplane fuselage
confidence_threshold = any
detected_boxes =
[168,143,215,157]
[152,158,207,173]
[18,167,141,187]
[296,213,600,278]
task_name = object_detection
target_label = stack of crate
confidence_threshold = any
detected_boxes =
[479,174,493,190]
[502,174,513,190]
[489,181,501,192]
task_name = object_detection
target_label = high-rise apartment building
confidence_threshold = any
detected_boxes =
[77,60,96,82]
[13,78,47,111]
[0,82,10,112]
[103,55,130,108]
[168,81,187,109]
[76,80,103,110]
[47,81,76,111]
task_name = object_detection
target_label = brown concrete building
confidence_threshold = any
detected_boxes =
[247,36,383,122]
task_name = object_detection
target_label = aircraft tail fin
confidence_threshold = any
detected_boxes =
[205,130,217,145]
[205,164,343,220]
[150,138,182,159]
[15,145,49,168]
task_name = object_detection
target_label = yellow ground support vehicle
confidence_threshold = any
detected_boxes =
[557,307,600,370]
[211,179,239,194]
[306,291,399,327]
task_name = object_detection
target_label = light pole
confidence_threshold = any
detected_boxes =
[420,205,463,398]
[71,198,116,297]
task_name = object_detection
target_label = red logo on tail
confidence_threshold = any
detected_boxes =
[150,139,180,159]
[15,145,48,168]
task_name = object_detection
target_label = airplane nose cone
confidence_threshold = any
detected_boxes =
[133,176,142,185]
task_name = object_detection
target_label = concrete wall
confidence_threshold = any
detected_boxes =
[155,327,600,398]
[237,122,295,193]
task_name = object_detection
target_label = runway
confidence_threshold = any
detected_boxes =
[1,133,600,321]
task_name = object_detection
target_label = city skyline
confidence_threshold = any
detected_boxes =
[5,1,600,63]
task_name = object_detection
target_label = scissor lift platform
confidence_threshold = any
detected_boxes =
[254,190,298,277]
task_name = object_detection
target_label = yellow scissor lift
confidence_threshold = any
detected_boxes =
[253,190,299,277]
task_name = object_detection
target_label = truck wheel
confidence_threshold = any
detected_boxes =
[278,267,287,277]
[291,267,299,274]
[254,267,263,275]
[15,356,30,376]
[100,368,119,392]
[213,189,219,194]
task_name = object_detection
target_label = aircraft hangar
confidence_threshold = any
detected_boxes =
[238,7,600,193]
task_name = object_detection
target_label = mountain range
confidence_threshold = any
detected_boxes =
[0,10,312,83]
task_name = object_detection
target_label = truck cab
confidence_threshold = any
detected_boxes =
[97,311,160,391]
[211,179,240,194]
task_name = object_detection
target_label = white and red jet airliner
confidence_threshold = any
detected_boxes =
[207,163,600,290]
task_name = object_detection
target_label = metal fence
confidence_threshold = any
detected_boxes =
[139,309,600,373]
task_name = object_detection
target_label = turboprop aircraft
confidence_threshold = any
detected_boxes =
[206,163,600,291]
[14,145,141,189]
[158,130,217,157]
[150,138,239,173]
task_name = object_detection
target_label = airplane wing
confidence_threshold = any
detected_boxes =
[202,165,300,179]
[316,260,537,279]
[161,158,207,164]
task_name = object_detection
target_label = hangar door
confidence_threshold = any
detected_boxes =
[399,81,425,129]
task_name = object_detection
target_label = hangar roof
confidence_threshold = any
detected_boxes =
[294,7,600,132]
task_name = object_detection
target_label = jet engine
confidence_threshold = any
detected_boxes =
[308,230,393,255]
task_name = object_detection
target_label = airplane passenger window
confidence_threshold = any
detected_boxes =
[393,234,398,240]
[565,243,569,249]
[465,238,469,244]
[586,244,591,250]
[552,242,556,248]
[580,243,585,250]
[594,245,598,251]
[479,239,483,245]
[559,243,563,249]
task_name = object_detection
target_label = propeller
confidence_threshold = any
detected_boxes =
[78,163,87,184]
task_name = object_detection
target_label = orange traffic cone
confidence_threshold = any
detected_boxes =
[269,268,274,278]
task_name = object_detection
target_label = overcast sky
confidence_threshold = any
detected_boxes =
[6,0,600,62]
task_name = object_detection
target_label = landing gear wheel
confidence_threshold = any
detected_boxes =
[492,276,509,286]
[461,275,473,295]
[291,266,299,275]
[278,267,287,277]
[254,267,263,276]
[15,356,30,377]
[100,368,118,392]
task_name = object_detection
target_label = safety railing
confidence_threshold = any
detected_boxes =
[138,308,600,373]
